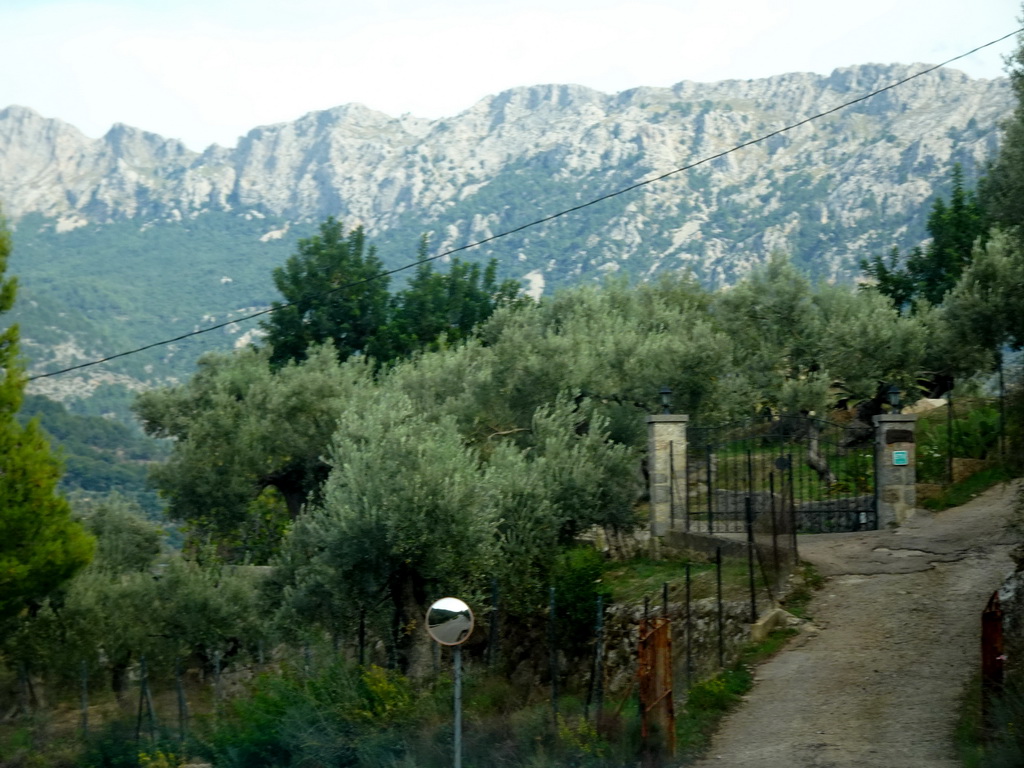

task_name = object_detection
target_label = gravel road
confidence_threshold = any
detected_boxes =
[689,481,1021,768]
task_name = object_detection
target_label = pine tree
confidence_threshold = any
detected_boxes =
[982,20,1024,236]
[862,165,986,309]
[261,218,389,368]
[0,215,93,621]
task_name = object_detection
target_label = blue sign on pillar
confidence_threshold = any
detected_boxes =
[892,450,909,466]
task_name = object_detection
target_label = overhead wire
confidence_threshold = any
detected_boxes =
[26,27,1024,382]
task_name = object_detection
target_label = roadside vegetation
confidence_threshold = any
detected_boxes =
[5,13,1024,768]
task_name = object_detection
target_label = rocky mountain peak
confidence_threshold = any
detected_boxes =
[0,63,1012,275]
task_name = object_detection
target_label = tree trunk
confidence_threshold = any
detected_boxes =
[111,656,132,709]
[806,421,837,485]
[388,571,433,681]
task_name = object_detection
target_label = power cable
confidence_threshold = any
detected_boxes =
[27,27,1023,382]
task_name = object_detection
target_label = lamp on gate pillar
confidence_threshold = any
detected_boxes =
[659,386,673,415]
[886,384,902,414]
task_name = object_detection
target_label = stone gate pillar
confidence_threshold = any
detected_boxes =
[873,413,918,527]
[647,414,688,536]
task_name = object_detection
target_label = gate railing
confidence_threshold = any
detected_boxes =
[682,416,877,536]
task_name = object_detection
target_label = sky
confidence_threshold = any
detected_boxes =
[0,0,1020,152]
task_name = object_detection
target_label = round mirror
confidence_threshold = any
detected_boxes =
[426,597,474,646]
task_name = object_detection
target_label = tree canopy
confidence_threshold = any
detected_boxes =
[261,218,390,368]
[861,165,987,311]
[0,214,94,622]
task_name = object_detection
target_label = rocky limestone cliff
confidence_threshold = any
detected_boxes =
[1,66,1009,273]
[0,64,1013,405]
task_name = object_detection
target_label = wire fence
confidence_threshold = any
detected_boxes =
[3,540,792,758]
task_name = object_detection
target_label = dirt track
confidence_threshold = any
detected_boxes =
[689,482,1021,768]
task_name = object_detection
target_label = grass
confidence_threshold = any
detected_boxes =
[920,465,1016,511]
[603,555,753,604]
[954,673,986,768]
[954,675,1024,768]
[779,561,825,620]
[676,626,798,761]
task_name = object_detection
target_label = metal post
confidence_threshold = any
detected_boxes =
[669,440,676,530]
[17,661,31,716]
[215,649,224,699]
[746,448,754,497]
[594,595,604,723]
[788,454,799,563]
[549,586,558,728]
[143,656,157,740]
[999,354,1007,462]
[80,660,89,736]
[947,388,955,485]
[175,657,189,741]
[685,562,693,689]
[454,645,463,768]
[745,496,757,623]
[136,658,145,741]
[684,439,691,532]
[769,473,780,591]
[716,547,725,668]
[706,443,714,533]
[982,591,1005,730]
[488,577,500,669]
[136,655,156,741]
[358,609,367,666]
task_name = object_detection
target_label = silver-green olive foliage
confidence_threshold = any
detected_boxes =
[714,253,929,413]
[135,345,372,549]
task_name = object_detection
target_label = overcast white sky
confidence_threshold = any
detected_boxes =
[0,0,1019,152]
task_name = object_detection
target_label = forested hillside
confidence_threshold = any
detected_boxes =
[0,63,1010,410]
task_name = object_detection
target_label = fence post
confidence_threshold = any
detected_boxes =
[646,414,689,536]
[175,657,189,742]
[946,389,955,484]
[769,473,781,589]
[685,562,693,689]
[716,547,724,668]
[982,591,1005,731]
[873,413,918,527]
[788,453,799,564]
[588,594,605,724]
[80,660,89,736]
[136,655,157,742]
[488,577,500,669]
[745,496,757,623]
[706,443,715,534]
[549,586,558,728]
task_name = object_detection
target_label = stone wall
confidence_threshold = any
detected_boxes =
[602,598,752,697]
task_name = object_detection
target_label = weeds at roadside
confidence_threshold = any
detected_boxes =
[954,675,1024,768]
[780,561,824,620]
[921,467,1016,512]
[676,626,797,761]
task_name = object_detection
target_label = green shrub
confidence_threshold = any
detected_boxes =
[198,661,414,768]
[917,404,1001,483]
[550,546,611,651]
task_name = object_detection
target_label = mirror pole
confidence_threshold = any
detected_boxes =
[454,644,463,768]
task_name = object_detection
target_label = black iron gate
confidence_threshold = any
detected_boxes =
[683,416,876,535]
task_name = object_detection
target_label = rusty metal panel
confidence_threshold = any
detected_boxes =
[982,590,1005,729]
[638,617,675,757]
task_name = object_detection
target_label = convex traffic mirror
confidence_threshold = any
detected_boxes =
[426,597,474,646]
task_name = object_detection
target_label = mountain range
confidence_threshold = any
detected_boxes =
[0,63,1012,412]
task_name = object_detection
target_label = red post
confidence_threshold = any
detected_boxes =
[981,591,1004,731]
